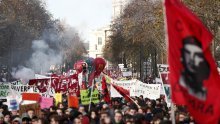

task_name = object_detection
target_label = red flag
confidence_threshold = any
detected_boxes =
[111,83,131,102]
[165,0,220,123]
[101,76,111,103]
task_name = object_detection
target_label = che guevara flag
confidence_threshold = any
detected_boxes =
[165,0,220,123]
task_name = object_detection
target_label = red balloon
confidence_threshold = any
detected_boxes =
[74,60,84,74]
[94,57,106,76]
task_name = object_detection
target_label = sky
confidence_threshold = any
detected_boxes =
[46,0,112,41]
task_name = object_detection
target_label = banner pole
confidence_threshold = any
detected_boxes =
[47,75,52,97]
[171,102,176,124]
[130,96,140,108]
[162,0,175,123]
[88,78,95,112]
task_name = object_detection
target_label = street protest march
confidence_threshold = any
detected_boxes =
[0,58,171,124]
[0,0,220,123]
[1,73,164,108]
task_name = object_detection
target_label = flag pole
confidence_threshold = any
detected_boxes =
[111,82,141,108]
[162,0,175,123]
[88,78,95,112]
[47,74,52,97]
[129,96,141,108]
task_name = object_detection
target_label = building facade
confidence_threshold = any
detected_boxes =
[88,26,110,58]
[112,0,130,20]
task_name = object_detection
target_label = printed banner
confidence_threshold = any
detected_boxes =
[155,78,166,95]
[80,89,99,105]
[66,74,80,96]
[10,81,37,95]
[110,80,136,97]
[29,74,80,96]
[130,81,161,99]
[0,83,10,99]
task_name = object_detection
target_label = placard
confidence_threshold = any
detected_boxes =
[68,96,78,108]
[22,93,40,101]
[80,89,99,105]
[55,93,62,105]
[40,97,53,109]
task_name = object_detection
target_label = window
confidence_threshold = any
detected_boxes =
[96,54,102,57]
[95,44,97,50]
[98,37,102,45]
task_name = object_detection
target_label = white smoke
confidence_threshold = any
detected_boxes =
[11,66,35,84]
[28,40,62,73]
[10,22,83,82]
[11,40,62,83]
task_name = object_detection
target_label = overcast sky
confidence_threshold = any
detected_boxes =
[46,0,112,41]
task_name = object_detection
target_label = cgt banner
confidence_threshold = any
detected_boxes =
[80,89,99,105]
[29,74,80,96]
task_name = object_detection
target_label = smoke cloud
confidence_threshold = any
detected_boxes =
[28,40,62,73]
[10,22,84,83]
[11,40,62,83]
[11,66,35,84]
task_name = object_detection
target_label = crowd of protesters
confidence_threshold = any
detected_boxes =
[0,94,196,124]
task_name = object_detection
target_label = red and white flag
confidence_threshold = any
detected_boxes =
[165,0,220,123]
[111,83,131,102]
[101,76,111,103]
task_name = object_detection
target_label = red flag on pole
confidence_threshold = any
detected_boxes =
[101,76,111,103]
[165,0,220,123]
[111,83,131,102]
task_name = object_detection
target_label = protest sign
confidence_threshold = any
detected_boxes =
[157,64,171,105]
[9,99,18,110]
[157,64,169,84]
[19,103,41,117]
[40,97,53,109]
[22,93,40,101]
[0,83,10,99]
[55,93,62,105]
[122,71,132,77]
[110,80,136,97]
[68,95,79,108]
[80,89,99,105]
